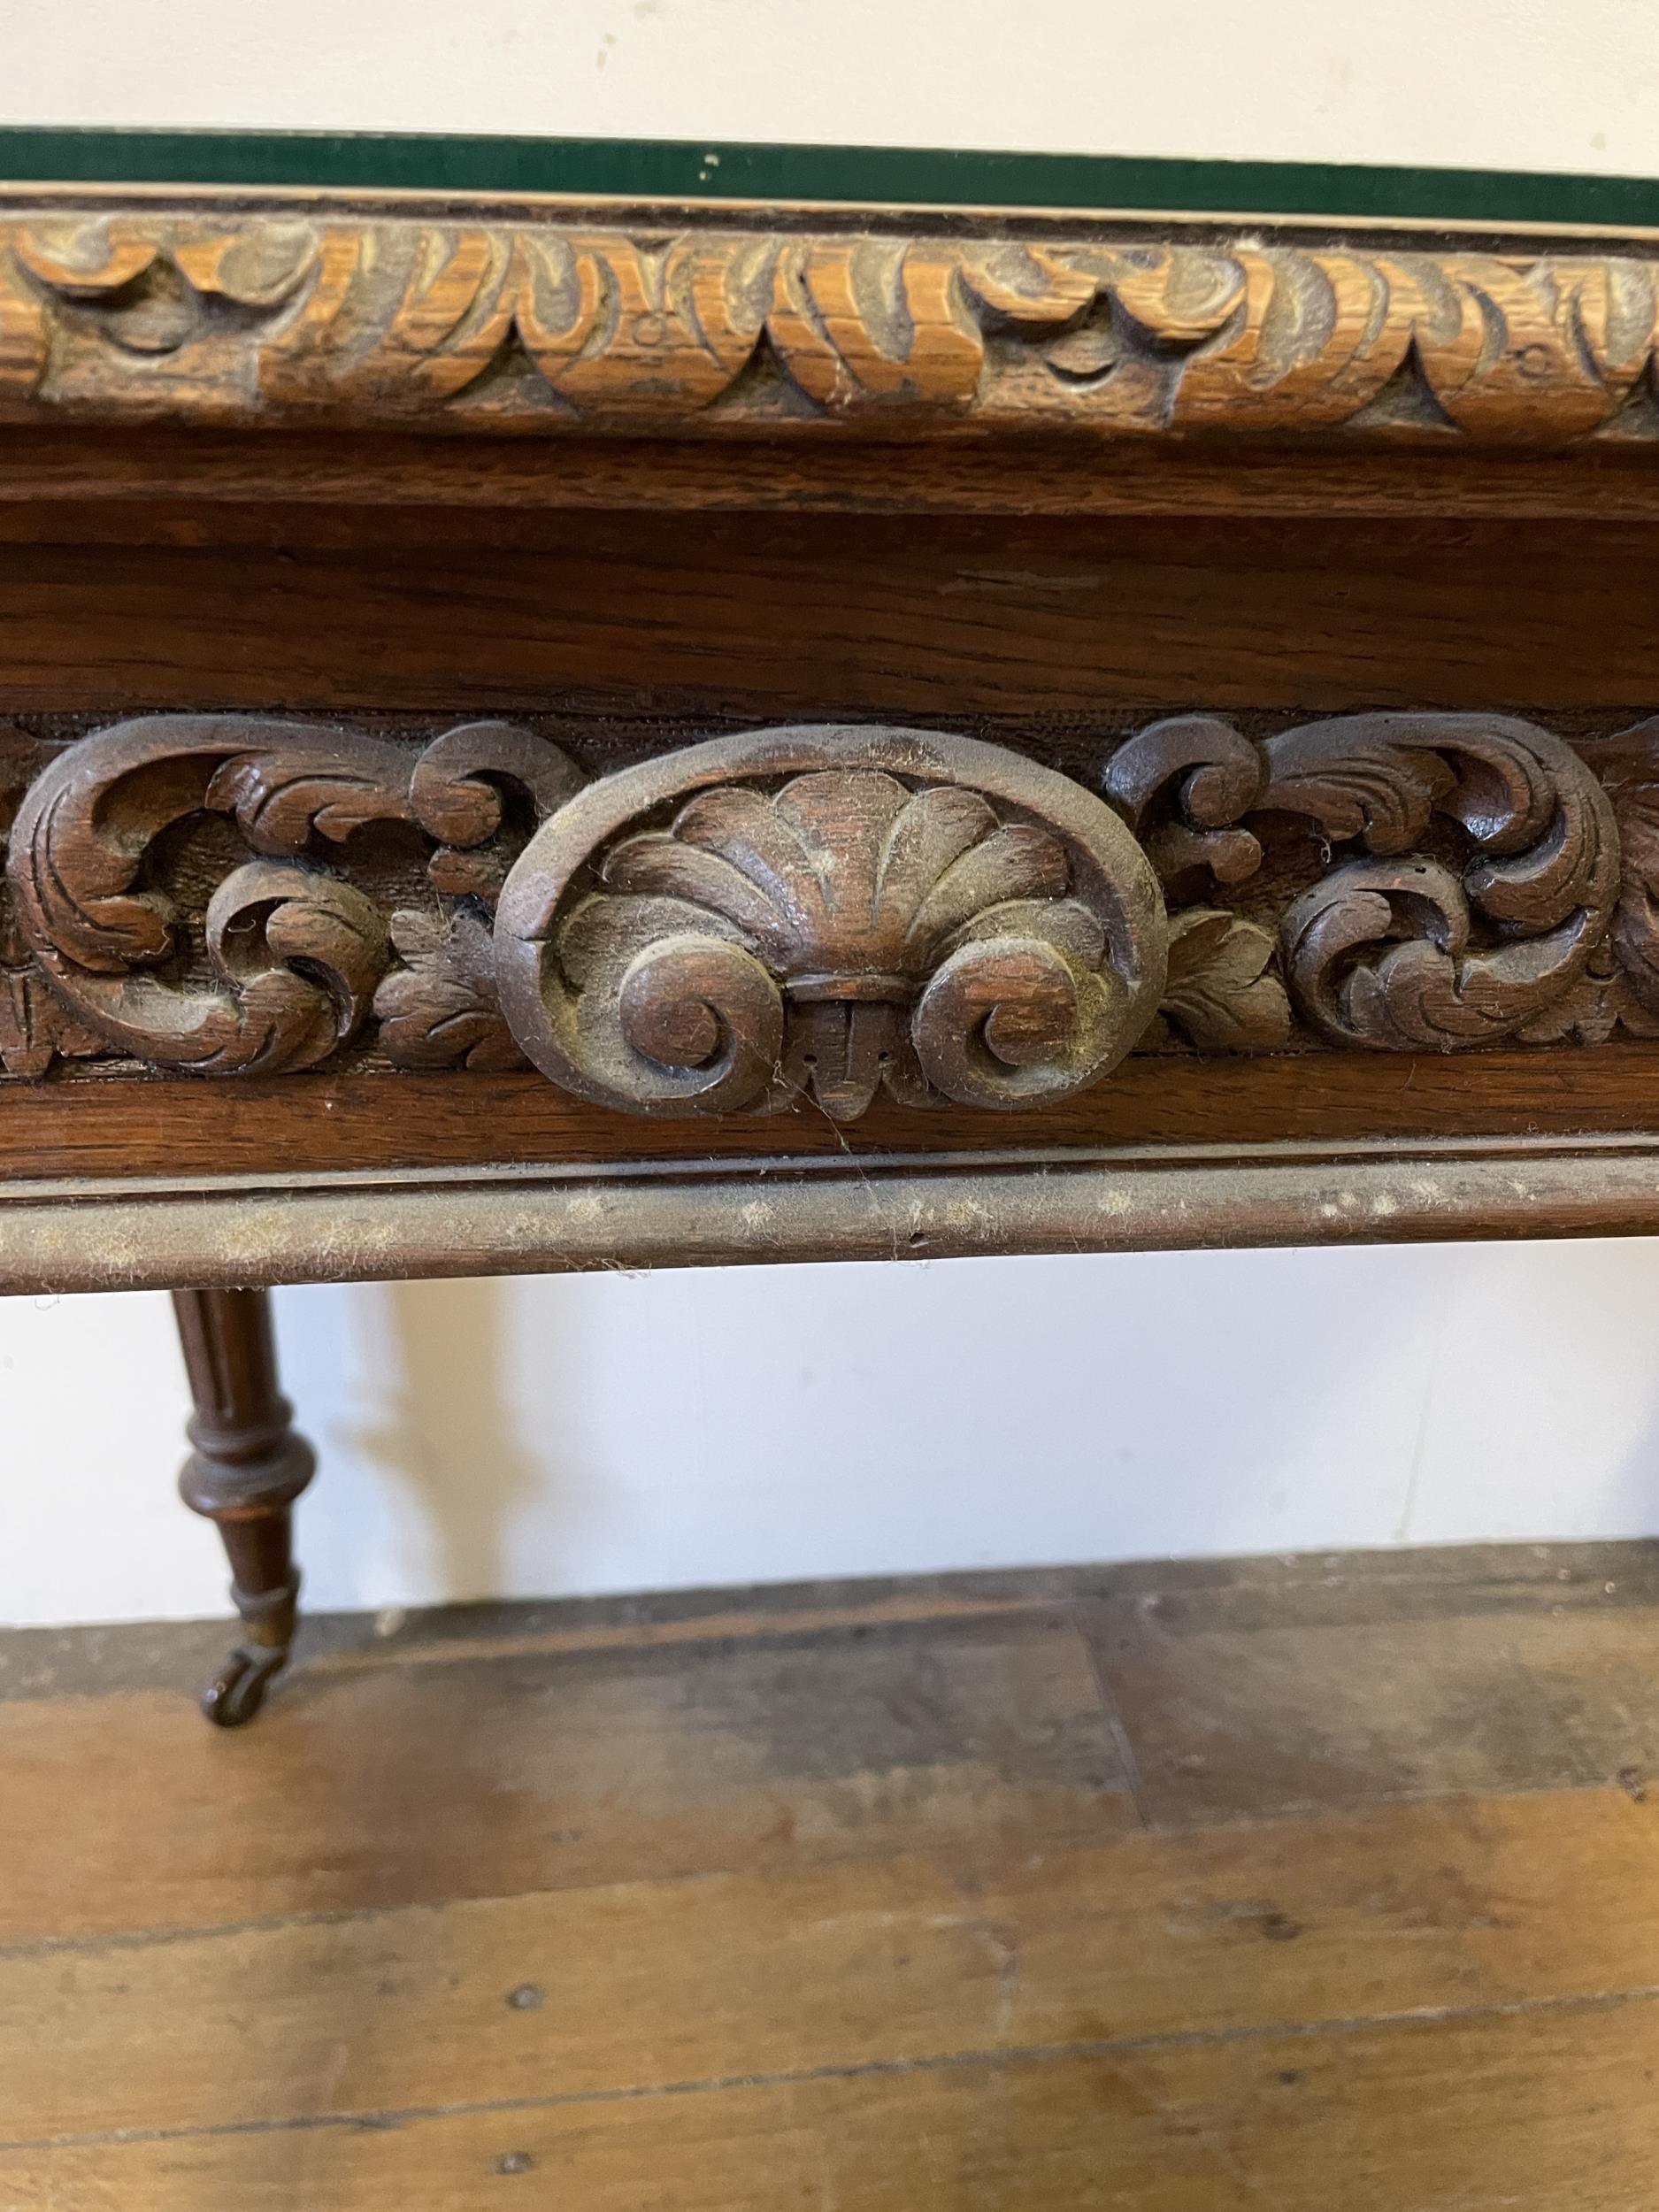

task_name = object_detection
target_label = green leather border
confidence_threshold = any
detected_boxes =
[0,127,1653,227]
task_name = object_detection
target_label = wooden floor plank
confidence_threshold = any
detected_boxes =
[5,1786,1656,2145]
[1083,1592,1659,1824]
[12,1545,1659,2208]
[0,1609,1133,1945]
[9,1997,1658,2212]
[1073,1537,1659,1628]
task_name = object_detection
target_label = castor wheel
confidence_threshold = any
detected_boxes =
[199,1642,289,1728]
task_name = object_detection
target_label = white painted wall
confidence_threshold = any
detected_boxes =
[9,0,1659,180]
[6,4,1659,1626]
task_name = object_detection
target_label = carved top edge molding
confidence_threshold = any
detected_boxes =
[9,208,1659,448]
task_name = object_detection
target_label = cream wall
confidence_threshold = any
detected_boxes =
[5,2,1659,1626]
[8,0,1659,179]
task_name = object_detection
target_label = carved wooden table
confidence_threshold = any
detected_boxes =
[9,182,1659,1721]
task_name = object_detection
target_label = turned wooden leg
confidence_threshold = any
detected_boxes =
[172,1287,316,1728]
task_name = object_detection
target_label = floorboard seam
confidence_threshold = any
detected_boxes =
[8,1978,1659,2158]
[1068,1596,1152,1829]
[4,1774,1648,1961]
[296,1595,1058,1680]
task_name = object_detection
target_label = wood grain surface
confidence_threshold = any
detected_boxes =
[5,1544,1659,2208]
[8,429,1659,519]
[11,2008,1651,2212]
[1,512,1658,715]
[4,1046,1659,1182]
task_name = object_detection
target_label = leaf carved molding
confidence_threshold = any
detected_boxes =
[9,211,1659,445]
[4,709,1659,1116]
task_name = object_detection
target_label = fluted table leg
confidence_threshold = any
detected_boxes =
[171,1287,316,1727]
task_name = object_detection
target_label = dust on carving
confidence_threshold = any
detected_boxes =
[2,709,1657,1108]
[7,215,1659,445]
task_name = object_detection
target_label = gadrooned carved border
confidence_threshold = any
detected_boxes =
[4,709,1656,1118]
[9,210,1659,447]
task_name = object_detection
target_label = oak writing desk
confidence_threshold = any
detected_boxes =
[7,165,1659,1721]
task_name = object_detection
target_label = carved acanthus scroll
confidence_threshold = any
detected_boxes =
[1266,715,1618,1049]
[4,707,1658,1114]
[6,716,580,1075]
[11,211,1659,448]
[1101,710,1620,1052]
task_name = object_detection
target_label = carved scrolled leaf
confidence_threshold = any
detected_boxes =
[494,726,1168,1119]
[7,713,580,1075]
[23,857,388,1077]
[1283,856,1599,1049]
[1572,718,1659,1024]
[1612,796,1659,1013]
[544,892,785,1113]
[5,703,1657,1089]
[201,863,388,1072]
[1260,713,1605,886]
[615,933,785,1110]
[1514,945,1659,1046]
[1610,810,1659,1013]
[6,716,403,1071]
[373,909,528,1071]
[0,965,107,1076]
[910,899,1128,1107]
[1157,910,1293,1051]
[204,737,418,853]
[1102,715,1267,887]
[411,721,589,902]
[1261,714,1619,1048]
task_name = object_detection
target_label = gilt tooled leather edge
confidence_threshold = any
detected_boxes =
[6,209,1659,446]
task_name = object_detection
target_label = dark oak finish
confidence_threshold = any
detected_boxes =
[6,515,1659,715]
[171,1287,315,1725]
[10,433,1659,518]
[10,190,1659,1715]
[0,708,1647,1107]
[4,1045,1659,1180]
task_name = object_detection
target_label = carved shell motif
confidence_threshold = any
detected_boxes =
[495,726,1169,1118]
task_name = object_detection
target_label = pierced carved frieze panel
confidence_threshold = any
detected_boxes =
[9,211,1659,448]
[1,707,1656,1118]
